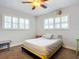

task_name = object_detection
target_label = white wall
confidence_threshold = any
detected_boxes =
[0,3,79,50]
[36,3,79,50]
[0,6,36,47]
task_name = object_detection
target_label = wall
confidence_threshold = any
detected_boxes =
[36,3,79,50]
[0,3,79,50]
[0,6,36,47]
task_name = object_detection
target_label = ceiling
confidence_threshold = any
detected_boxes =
[0,0,78,16]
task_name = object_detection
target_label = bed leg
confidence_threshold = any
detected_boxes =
[42,56,48,59]
[21,47,24,52]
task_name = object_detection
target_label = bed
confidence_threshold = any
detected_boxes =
[21,37,62,59]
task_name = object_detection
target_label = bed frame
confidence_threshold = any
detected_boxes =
[21,44,62,59]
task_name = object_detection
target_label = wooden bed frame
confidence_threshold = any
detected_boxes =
[21,44,62,59]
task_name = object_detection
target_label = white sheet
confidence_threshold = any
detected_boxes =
[25,38,61,47]
[22,38,62,56]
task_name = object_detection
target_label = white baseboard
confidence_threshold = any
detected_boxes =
[10,43,22,47]
[63,45,76,50]
[1,42,76,51]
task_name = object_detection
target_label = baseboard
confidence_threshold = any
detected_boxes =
[10,43,22,47]
[63,45,76,51]
[0,42,76,51]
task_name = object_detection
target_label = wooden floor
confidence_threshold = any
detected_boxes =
[0,46,79,59]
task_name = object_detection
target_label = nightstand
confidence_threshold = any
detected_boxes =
[76,39,79,56]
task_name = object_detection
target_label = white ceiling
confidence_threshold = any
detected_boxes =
[0,0,78,16]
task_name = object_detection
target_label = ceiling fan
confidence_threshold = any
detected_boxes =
[22,0,48,10]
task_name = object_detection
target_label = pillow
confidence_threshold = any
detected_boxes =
[52,34,62,39]
[42,34,53,39]
[58,35,62,39]
[51,34,58,39]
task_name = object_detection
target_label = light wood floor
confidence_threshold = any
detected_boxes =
[0,46,79,59]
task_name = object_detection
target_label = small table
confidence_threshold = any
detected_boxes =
[76,39,79,56]
[0,40,11,50]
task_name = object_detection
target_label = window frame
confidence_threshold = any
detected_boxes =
[44,15,70,30]
[12,17,19,29]
[2,15,30,30]
[55,17,61,29]
[44,18,54,29]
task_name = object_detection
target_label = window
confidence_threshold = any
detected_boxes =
[61,16,69,29]
[4,16,12,29]
[25,19,29,29]
[4,16,30,30]
[19,18,25,29]
[49,18,54,29]
[19,18,29,29]
[44,16,69,29]
[44,19,49,29]
[55,17,61,29]
[44,18,54,29]
[12,17,18,29]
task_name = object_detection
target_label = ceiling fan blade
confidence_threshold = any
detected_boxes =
[44,0,48,1]
[32,6,36,10]
[22,1,32,3]
[41,0,48,1]
[41,4,47,8]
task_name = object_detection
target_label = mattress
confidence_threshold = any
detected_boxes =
[22,38,62,57]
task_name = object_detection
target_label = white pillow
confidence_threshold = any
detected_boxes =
[51,34,57,39]
[42,34,53,39]
[52,34,62,39]
[58,35,62,39]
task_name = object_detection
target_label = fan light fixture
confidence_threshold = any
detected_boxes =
[33,0,41,7]
[22,0,48,10]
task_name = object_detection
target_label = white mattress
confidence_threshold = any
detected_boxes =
[22,38,62,56]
